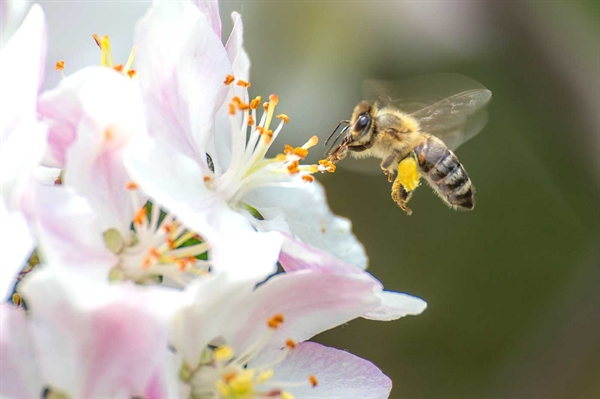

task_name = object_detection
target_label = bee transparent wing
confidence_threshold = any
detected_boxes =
[362,73,492,151]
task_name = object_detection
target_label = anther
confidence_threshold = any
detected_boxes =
[113,64,124,72]
[276,114,290,124]
[280,392,295,399]
[250,96,262,109]
[248,115,255,126]
[229,102,236,115]
[214,345,234,361]
[268,314,285,329]
[309,375,318,387]
[127,70,136,78]
[236,79,251,88]
[133,207,147,225]
[224,74,235,85]
[263,102,270,111]
[285,339,297,349]
[319,159,336,173]
[303,135,319,149]
[231,96,242,104]
[92,33,101,47]
[284,144,294,155]
[55,60,65,71]
[238,102,250,111]
[287,161,300,174]
[293,148,309,158]
[126,181,138,190]
[302,175,314,183]
[12,293,22,306]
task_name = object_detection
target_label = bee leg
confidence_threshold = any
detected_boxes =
[391,156,421,215]
[381,153,398,182]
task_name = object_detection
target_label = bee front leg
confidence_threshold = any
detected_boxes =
[391,156,421,215]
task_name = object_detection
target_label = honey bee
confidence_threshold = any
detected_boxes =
[325,74,492,215]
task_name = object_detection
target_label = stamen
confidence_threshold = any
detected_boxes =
[231,96,242,104]
[257,370,274,383]
[302,135,319,149]
[302,175,314,183]
[133,206,147,225]
[114,64,124,72]
[92,33,101,47]
[285,339,297,350]
[248,115,255,126]
[309,375,318,387]
[238,102,250,111]
[287,161,300,174]
[236,79,251,88]
[55,60,65,71]
[276,114,290,124]
[229,102,236,115]
[127,70,136,78]
[319,159,336,173]
[126,181,138,190]
[281,392,295,399]
[250,96,262,109]
[268,314,285,329]
[224,74,235,85]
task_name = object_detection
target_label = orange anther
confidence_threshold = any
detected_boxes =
[263,102,269,111]
[149,247,161,258]
[238,102,250,111]
[204,176,212,183]
[55,60,65,71]
[293,148,309,158]
[285,339,297,349]
[236,79,251,88]
[268,313,285,329]
[167,238,175,249]
[177,259,187,271]
[231,96,242,104]
[113,64,124,72]
[287,160,300,174]
[104,126,115,141]
[126,181,138,190]
[127,70,136,78]
[248,115,255,126]
[250,96,262,109]
[276,114,290,124]
[283,144,294,155]
[92,33,101,47]
[133,206,147,225]
[302,175,315,183]
[228,102,236,115]
[269,94,279,105]
[142,256,152,270]
[223,371,237,383]
[224,74,235,85]
[309,375,318,387]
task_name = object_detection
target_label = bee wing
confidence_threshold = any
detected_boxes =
[362,73,492,151]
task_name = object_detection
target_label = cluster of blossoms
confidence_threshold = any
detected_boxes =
[0,1,427,398]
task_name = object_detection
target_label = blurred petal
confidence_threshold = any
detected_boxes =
[192,0,221,38]
[363,291,428,321]
[251,342,392,399]
[0,304,43,398]
[125,135,282,277]
[225,12,250,81]
[246,182,368,269]
[134,1,231,167]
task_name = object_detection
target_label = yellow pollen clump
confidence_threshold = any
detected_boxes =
[104,126,116,141]
[319,159,336,173]
[302,175,314,183]
[55,60,65,71]
[268,313,285,329]
[250,96,262,109]
[236,79,251,88]
[126,181,138,190]
[283,144,294,155]
[276,114,290,124]
[287,160,300,174]
[309,375,318,387]
[114,64,124,72]
[214,345,234,361]
[224,74,235,85]
[293,147,309,158]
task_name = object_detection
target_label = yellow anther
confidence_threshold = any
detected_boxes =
[250,96,262,109]
[281,392,295,399]
[215,380,230,397]
[92,33,101,47]
[55,60,65,71]
[309,374,318,387]
[276,114,290,123]
[133,206,147,225]
[284,144,294,155]
[302,175,315,183]
[229,370,255,392]
[127,70,136,78]
[224,74,235,85]
[113,64,124,72]
[203,176,212,183]
[236,79,251,88]
[257,370,274,383]
[214,345,234,361]
[293,148,309,159]
[263,102,269,111]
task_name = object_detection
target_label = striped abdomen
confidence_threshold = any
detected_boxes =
[413,135,474,210]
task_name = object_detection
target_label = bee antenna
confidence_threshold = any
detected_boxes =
[325,125,350,156]
[325,120,350,146]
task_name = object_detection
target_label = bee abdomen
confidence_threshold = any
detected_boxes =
[414,136,475,210]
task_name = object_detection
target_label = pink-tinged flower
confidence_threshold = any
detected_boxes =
[0,266,179,399]
[0,4,47,298]
[125,0,367,272]
[169,264,393,398]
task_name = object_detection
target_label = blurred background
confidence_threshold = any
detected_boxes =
[6,0,599,397]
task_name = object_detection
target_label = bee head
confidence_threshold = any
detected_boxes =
[349,101,375,145]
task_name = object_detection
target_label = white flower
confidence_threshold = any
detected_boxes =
[0,4,47,298]
[124,0,368,272]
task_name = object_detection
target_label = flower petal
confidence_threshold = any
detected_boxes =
[134,1,231,169]
[245,182,368,269]
[20,267,173,399]
[251,342,392,399]
[192,0,221,39]
[279,234,427,320]
[125,135,282,278]
[0,304,43,398]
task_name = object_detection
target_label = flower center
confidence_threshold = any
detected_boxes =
[208,76,335,208]
[92,34,137,78]
[106,182,210,287]
[180,314,318,399]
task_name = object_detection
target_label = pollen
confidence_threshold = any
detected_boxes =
[293,148,309,158]
[55,60,65,71]
[319,159,336,173]
[309,375,318,387]
[302,175,314,183]
[114,64,124,72]
[104,126,115,141]
[268,313,285,329]
[236,79,251,88]
[224,74,235,85]
[276,114,290,124]
[287,160,300,174]
[250,96,262,109]
[126,181,138,190]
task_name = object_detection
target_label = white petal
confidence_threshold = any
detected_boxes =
[192,0,221,38]
[0,201,33,299]
[251,342,392,399]
[363,291,428,321]
[245,182,368,269]
[125,135,282,278]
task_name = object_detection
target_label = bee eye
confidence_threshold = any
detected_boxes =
[354,114,370,133]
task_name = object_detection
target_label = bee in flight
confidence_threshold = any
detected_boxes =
[324,73,492,215]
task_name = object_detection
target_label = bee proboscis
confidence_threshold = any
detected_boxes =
[325,73,492,215]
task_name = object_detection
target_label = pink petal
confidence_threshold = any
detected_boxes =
[225,269,380,353]
[192,0,221,39]
[20,268,172,398]
[134,1,231,169]
[252,342,392,399]
[225,12,250,82]
[0,304,43,398]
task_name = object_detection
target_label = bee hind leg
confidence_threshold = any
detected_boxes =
[391,156,421,215]
[381,153,398,182]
